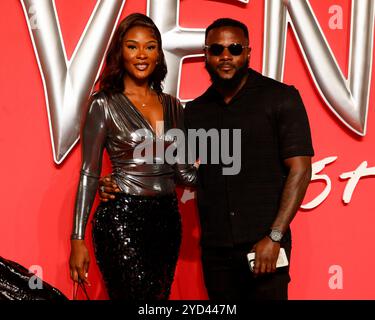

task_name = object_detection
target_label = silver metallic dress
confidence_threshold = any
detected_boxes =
[71,91,197,300]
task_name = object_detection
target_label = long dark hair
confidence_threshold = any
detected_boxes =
[98,13,167,95]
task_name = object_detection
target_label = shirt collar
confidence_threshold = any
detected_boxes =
[205,68,265,103]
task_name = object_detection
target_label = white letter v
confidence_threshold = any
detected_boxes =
[21,0,126,164]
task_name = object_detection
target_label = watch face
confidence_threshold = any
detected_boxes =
[270,230,283,242]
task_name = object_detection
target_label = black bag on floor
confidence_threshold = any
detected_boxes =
[0,256,68,300]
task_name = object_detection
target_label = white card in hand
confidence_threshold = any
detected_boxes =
[247,248,289,272]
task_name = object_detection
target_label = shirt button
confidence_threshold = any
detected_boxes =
[230,211,235,216]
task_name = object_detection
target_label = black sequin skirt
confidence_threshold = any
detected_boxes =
[92,193,181,300]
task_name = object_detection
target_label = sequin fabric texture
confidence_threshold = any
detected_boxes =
[92,193,181,300]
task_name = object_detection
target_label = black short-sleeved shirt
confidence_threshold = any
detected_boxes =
[184,68,314,248]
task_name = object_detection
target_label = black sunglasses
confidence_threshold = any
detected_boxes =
[204,43,249,56]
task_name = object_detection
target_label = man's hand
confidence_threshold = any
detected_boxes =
[251,237,280,276]
[98,174,120,202]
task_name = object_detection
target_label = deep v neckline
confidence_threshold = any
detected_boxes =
[120,92,166,137]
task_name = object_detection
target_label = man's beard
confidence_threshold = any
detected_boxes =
[205,58,249,90]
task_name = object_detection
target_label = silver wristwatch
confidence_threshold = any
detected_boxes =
[268,229,283,242]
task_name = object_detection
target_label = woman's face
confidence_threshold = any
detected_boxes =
[122,26,159,82]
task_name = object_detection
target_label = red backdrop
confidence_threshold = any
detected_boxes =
[0,0,374,299]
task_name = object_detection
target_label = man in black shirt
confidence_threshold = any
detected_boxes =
[99,18,314,300]
[182,18,313,300]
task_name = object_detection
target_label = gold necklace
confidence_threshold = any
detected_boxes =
[124,89,152,108]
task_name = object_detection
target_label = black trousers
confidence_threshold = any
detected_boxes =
[201,242,291,300]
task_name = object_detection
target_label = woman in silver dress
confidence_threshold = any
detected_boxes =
[69,13,196,300]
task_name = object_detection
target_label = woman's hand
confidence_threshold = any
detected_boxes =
[69,240,91,286]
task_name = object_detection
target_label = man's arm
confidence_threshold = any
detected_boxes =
[271,156,312,233]
[98,175,120,202]
[252,156,312,275]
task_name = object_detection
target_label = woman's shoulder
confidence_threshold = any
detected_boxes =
[88,90,113,111]
[85,91,114,121]
[90,90,109,104]
[161,92,182,109]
